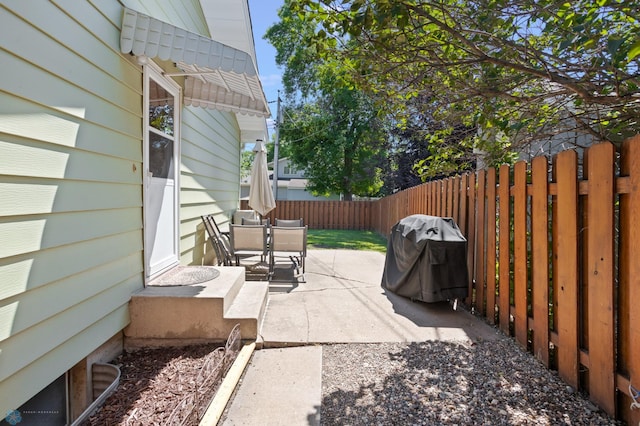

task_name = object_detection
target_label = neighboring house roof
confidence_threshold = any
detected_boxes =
[120,4,270,142]
[269,157,298,167]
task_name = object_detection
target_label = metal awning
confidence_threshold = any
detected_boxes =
[120,7,270,118]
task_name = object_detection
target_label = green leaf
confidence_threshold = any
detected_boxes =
[627,40,640,61]
[558,38,572,51]
[607,37,624,56]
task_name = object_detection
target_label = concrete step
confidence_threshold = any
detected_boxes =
[224,281,269,341]
[124,266,269,349]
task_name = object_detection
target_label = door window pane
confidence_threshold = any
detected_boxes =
[149,81,174,135]
[149,133,174,179]
[148,78,175,179]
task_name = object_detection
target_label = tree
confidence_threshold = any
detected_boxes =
[266,0,388,199]
[280,90,387,200]
[385,93,477,190]
[240,148,253,178]
[290,0,640,175]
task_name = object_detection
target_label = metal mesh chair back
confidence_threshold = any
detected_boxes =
[274,218,304,227]
[233,209,258,224]
[230,224,268,253]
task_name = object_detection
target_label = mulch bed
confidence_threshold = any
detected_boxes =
[84,344,226,425]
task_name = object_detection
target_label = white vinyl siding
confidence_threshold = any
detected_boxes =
[179,106,242,265]
[0,1,143,413]
[0,304,132,418]
[122,0,209,36]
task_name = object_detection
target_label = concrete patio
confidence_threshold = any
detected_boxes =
[214,248,501,425]
[260,249,499,345]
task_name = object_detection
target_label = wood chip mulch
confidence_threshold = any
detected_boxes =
[84,343,226,426]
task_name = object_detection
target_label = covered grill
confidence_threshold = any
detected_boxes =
[382,214,469,303]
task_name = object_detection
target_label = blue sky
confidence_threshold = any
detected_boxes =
[248,0,285,138]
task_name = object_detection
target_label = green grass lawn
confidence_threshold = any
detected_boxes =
[307,229,388,253]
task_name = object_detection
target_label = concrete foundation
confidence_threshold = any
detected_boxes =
[124,266,269,349]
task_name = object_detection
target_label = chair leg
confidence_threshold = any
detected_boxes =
[268,252,274,279]
[286,256,296,274]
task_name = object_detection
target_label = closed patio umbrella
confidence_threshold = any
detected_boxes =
[248,140,276,217]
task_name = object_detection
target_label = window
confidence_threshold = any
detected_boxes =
[284,163,298,176]
[148,80,175,179]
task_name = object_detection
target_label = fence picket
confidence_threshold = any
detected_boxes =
[453,176,460,225]
[554,150,579,389]
[466,172,476,306]
[459,174,468,236]
[486,168,497,325]
[436,180,441,215]
[513,161,528,348]
[476,170,486,315]
[585,142,615,414]
[531,156,549,366]
[433,181,438,216]
[447,177,453,217]
[620,136,640,425]
[423,185,428,215]
[498,165,511,334]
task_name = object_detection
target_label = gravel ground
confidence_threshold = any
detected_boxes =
[321,339,620,425]
[82,332,620,425]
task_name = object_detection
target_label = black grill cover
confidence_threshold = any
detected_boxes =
[382,214,469,302]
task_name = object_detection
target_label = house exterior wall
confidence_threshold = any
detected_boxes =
[0,0,244,414]
[286,188,340,201]
[277,157,305,179]
[273,158,341,201]
[180,106,241,266]
[124,0,209,35]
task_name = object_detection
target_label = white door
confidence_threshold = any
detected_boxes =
[144,64,180,278]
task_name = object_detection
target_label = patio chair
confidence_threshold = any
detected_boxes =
[201,214,233,266]
[229,224,269,267]
[233,209,258,224]
[269,226,307,281]
[242,217,270,226]
[275,218,304,227]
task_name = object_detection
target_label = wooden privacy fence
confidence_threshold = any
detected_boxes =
[371,137,640,424]
[240,136,640,422]
[240,199,373,230]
